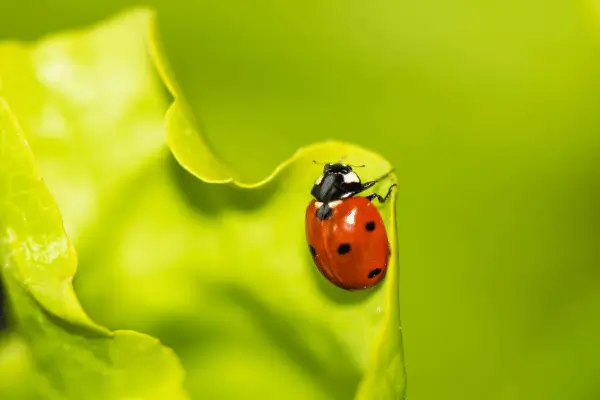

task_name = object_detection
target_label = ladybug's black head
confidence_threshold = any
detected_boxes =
[311,163,362,202]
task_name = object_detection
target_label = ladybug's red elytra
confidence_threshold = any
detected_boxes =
[305,161,397,291]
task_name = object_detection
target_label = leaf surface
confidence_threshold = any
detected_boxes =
[0,10,188,400]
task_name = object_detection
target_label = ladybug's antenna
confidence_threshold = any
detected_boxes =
[312,160,328,165]
[374,168,395,182]
[337,155,366,168]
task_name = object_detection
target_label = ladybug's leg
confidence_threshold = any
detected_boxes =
[366,183,398,204]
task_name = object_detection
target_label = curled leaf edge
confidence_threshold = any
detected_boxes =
[145,10,406,399]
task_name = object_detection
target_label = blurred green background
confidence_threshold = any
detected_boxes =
[2,1,600,399]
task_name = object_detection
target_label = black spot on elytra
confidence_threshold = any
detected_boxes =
[368,268,382,279]
[337,243,351,255]
[365,221,376,231]
[309,245,317,257]
[315,204,333,220]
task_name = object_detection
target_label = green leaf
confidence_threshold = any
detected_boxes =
[0,333,39,399]
[146,16,235,184]
[0,8,189,399]
[130,16,407,399]
[0,6,406,398]
[0,8,167,244]
[0,97,188,399]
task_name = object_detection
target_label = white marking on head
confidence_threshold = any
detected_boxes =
[315,175,323,185]
[343,171,359,184]
[328,200,342,208]
[315,201,324,208]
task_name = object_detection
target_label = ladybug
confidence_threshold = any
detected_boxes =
[305,161,397,291]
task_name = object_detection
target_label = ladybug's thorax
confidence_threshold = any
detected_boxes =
[311,163,362,202]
